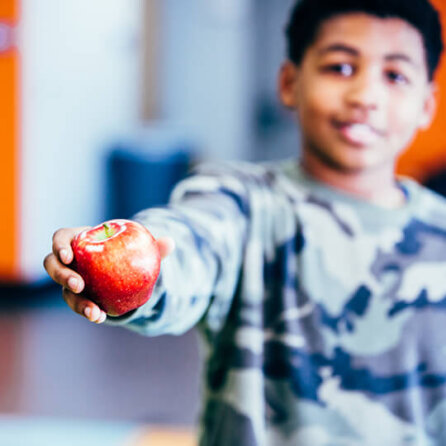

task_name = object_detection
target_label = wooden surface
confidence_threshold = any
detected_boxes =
[128,427,197,446]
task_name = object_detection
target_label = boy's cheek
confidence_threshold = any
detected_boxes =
[390,101,428,133]
[299,88,339,117]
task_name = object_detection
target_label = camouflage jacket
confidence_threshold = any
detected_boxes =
[108,160,446,446]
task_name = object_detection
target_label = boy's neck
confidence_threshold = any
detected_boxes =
[300,155,407,209]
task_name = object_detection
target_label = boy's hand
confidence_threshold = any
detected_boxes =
[43,227,175,324]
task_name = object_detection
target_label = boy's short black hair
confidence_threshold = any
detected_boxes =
[286,0,444,81]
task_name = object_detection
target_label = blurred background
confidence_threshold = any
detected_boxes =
[0,0,444,444]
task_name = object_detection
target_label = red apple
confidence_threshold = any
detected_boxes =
[71,219,161,316]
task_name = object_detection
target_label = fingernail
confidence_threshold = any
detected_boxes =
[60,249,68,263]
[90,306,100,321]
[96,312,107,324]
[68,277,79,292]
[84,307,91,318]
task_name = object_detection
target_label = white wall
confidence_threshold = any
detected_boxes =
[161,0,256,161]
[17,0,260,281]
[19,0,143,281]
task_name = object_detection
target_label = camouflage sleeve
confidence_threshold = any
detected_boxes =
[105,169,249,336]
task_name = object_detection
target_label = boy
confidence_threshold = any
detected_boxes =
[44,0,445,444]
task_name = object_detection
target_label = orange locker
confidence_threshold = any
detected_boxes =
[0,0,19,281]
[0,0,18,21]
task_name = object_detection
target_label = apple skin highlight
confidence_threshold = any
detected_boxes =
[71,219,161,316]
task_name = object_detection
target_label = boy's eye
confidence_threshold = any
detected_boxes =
[325,63,354,76]
[386,70,409,85]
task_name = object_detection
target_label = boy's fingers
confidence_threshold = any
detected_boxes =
[52,226,91,264]
[62,288,107,323]
[157,237,176,260]
[43,253,85,293]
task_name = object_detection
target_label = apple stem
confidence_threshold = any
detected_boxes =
[103,223,113,238]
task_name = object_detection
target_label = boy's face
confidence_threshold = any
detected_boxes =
[279,13,436,175]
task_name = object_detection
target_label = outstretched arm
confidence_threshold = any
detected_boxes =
[106,172,249,336]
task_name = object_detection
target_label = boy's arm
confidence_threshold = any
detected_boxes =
[103,171,249,336]
[44,168,249,333]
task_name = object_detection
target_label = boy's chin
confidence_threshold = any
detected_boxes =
[319,154,394,175]
[304,141,398,175]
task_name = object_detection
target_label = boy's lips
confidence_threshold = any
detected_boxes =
[333,120,385,147]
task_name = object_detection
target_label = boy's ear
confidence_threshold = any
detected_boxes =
[278,61,300,109]
[418,83,437,130]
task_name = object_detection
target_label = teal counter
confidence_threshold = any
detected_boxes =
[0,416,139,446]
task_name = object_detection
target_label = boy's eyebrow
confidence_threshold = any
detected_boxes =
[318,44,420,68]
[385,53,420,68]
[318,43,359,57]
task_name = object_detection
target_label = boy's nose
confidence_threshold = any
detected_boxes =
[344,70,384,111]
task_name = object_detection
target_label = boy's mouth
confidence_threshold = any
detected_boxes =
[333,121,384,147]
